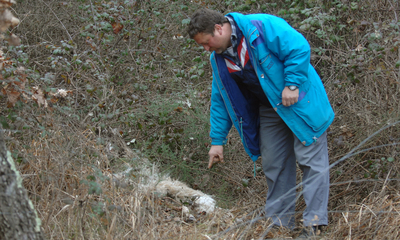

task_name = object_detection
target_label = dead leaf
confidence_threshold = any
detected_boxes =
[32,87,48,108]
[112,22,124,34]
[0,0,15,8]
[7,90,19,107]
[100,217,109,226]
[355,44,363,52]
[61,74,71,84]
[8,33,21,46]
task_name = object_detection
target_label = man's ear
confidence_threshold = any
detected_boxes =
[214,24,223,35]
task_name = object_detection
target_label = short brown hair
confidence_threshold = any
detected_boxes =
[187,9,228,39]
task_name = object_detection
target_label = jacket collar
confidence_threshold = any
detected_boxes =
[225,13,261,47]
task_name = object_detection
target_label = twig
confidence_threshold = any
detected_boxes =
[388,0,398,22]
[39,0,73,42]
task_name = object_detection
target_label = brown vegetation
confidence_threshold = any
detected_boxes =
[0,0,400,239]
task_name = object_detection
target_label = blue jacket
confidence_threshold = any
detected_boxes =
[209,13,335,161]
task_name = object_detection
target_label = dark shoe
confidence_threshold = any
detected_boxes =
[295,226,322,239]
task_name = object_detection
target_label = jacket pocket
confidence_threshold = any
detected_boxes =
[259,54,278,71]
[291,84,333,132]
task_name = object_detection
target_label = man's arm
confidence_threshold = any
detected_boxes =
[261,15,311,88]
[209,69,232,145]
[208,56,232,168]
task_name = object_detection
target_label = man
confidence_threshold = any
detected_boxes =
[187,9,334,238]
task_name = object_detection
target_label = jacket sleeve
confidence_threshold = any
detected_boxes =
[261,16,311,87]
[209,71,232,146]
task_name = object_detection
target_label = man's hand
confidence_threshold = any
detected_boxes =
[282,86,299,107]
[208,145,224,169]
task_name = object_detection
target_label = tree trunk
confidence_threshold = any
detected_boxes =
[0,129,44,240]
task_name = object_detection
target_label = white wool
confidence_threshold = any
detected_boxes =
[194,195,216,213]
[111,155,218,214]
[155,179,216,213]
[182,206,190,215]
[137,164,163,193]
[156,179,203,198]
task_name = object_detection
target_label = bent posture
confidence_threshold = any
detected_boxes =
[187,9,334,236]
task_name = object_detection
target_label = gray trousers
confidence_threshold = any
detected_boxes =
[259,105,329,228]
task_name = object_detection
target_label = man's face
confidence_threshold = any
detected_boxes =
[193,25,230,54]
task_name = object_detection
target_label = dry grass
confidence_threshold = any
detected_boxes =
[7,111,399,239]
[1,0,400,239]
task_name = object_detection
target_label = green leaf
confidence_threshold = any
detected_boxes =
[192,56,201,62]
[80,180,89,186]
[241,179,249,187]
[181,18,190,25]
[91,201,105,215]
[87,175,96,181]
[88,181,102,195]
[198,69,205,77]
[350,2,358,10]
[299,24,311,31]
[388,157,395,162]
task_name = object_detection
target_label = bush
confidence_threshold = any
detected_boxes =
[1,0,400,239]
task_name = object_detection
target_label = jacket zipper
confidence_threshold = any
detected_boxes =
[214,57,250,153]
[246,28,259,78]
[246,27,279,109]
[240,116,256,177]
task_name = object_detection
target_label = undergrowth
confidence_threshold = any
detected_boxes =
[1,0,400,239]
